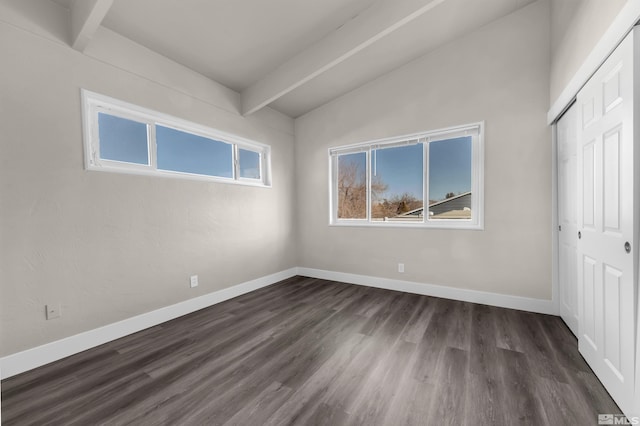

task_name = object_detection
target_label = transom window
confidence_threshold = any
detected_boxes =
[329,123,484,229]
[82,90,271,187]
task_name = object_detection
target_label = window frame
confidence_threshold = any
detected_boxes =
[329,122,484,230]
[236,146,264,182]
[82,89,272,187]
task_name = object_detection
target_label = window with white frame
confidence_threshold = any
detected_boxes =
[329,123,484,229]
[82,90,271,187]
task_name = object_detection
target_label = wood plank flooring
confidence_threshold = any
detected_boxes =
[1,276,620,425]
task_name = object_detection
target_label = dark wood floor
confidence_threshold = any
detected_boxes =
[2,276,619,425]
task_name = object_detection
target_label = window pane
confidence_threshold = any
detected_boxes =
[239,148,261,179]
[337,152,367,219]
[156,126,233,178]
[98,113,149,165]
[428,136,472,220]
[371,144,424,222]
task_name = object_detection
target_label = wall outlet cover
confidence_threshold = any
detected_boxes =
[46,304,61,320]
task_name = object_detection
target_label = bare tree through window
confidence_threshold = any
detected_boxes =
[337,153,367,218]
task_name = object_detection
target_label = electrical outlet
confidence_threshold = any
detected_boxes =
[398,263,405,273]
[190,275,199,288]
[46,304,61,320]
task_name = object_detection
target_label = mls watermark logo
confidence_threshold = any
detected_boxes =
[599,414,640,425]
[599,414,615,425]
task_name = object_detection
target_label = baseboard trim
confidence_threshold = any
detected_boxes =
[298,267,556,315]
[1,266,557,380]
[0,268,297,380]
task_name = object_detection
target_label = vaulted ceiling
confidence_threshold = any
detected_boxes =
[51,0,536,118]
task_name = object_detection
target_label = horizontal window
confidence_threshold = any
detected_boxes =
[82,90,271,187]
[238,148,262,180]
[329,123,484,229]
[98,113,149,165]
[156,125,233,178]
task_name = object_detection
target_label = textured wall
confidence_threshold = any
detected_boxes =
[550,0,628,104]
[295,1,552,300]
[0,3,296,356]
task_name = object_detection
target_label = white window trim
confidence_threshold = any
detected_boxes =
[329,122,484,230]
[81,89,272,187]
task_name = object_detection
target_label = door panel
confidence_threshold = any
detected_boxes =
[557,103,579,335]
[577,30,636,415]
[581,255,597,350]
[603,64,623,112]
[582,141,595,228]
[603,128,621,232]
[603,264,622,377]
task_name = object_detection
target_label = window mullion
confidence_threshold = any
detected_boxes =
[89,105,100,167]
[233,144,239,180]
[423,142,429,224]
[367,149,372,222]
[148,122,158,170]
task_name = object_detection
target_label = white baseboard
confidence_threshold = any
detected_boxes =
[298,267,557,315]
[1,266,557,380]
[0,268,298,380]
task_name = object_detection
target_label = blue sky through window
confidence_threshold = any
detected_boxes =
[373,143,423,200]
[239,148,261,179]
[338,152,366,183]
[156,125,233,178]
[333,129,478,224]
[98,113,149,165]
[340,137,471,203]
[428,136,472,201]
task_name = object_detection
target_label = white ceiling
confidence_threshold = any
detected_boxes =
[52,0,536,118]
[102,0,381,92]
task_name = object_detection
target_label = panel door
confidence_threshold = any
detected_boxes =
[576,30,636,414]
[557,103,579,336]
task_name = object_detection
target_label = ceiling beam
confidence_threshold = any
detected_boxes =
[71,0,114,51]
[241,0,446,116]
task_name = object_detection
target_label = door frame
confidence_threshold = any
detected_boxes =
[550,23,640,420]
[552,101,583,336]
[551,120,560,318]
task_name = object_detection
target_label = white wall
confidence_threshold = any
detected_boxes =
[295,1,552,300]
[550,0,629,104]
[0,1,296,357]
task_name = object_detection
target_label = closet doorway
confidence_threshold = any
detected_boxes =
[556,103,579,336]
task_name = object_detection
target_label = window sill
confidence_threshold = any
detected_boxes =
[86,164,271,188]
[329,221,484,230]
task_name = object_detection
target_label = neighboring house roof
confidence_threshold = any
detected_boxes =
[428,191,471,208]
[396,191,472,218]
[400,207,425,217]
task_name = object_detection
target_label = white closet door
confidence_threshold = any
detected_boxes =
[557,103,579,336]
[577,29,636,414]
